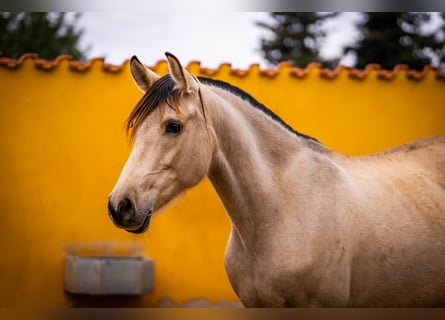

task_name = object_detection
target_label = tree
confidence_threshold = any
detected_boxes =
[256,12,338,68]
[348,12,445,70]
[0,12,88,61]
[257,12,445,70]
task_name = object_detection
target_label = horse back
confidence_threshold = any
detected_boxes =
[368,135,445,180]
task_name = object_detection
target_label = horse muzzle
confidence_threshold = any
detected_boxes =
[107,197,152,234]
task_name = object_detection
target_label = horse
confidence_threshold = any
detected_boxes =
[108,52,445,307]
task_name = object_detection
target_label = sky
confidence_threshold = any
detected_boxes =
[76,12,363,69]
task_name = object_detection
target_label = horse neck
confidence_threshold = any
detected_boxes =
[203,86,324,246]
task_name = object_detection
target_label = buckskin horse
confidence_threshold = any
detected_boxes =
[108,52,445,307]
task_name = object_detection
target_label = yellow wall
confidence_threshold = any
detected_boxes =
[0,55,444,307]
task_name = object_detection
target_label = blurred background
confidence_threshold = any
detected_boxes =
[1,12,445,308]
[1,12,444,70]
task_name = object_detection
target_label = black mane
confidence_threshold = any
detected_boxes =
[198,77,319,143]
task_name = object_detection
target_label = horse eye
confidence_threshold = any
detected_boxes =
[164,120,183,135]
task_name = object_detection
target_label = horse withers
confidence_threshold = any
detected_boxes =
[108,52,445,307]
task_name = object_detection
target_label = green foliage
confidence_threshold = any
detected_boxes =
[257,12,338,68]
[349,13,445,70]
[257,12,445,70]
[0,12,88,61]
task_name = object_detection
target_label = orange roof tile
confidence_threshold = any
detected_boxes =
[1,53,444,81]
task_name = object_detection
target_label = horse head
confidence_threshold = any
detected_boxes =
[108,53,214,233]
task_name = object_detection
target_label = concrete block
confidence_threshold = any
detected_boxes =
[63,241,154,295]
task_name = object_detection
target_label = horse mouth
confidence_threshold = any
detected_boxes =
[127,210,152,234]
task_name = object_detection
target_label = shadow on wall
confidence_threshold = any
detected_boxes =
[66,294,243,308]
[66,293,146,307]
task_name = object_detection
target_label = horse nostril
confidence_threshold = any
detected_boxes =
[118,198,132,215]
[116,197,135,222]
[108,198,135,224]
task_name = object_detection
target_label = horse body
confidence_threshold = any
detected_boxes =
[204,82,445,306]
[108,53,445,307]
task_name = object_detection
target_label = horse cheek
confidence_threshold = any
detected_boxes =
[177,142,211,188]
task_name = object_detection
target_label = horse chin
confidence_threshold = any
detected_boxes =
[126,210,152,234]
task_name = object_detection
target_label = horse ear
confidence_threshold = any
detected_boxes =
[165,52,197,94]
[130,56,160,93]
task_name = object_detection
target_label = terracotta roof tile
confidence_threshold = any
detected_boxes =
[348,64,381,80]
[1,53,445,81]
[0,53,39,68]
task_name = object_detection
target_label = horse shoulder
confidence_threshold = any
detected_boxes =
[252,149,356,306]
